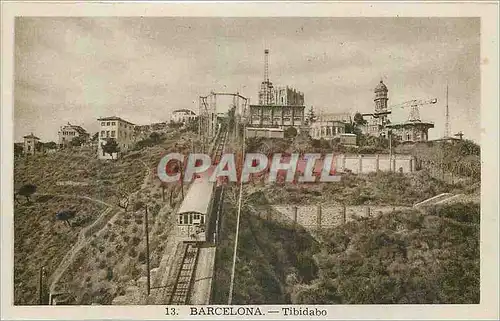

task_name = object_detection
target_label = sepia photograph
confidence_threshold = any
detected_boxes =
[1,2,499,320]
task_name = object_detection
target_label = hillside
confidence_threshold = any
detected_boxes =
[249,170,475,207]
[212,187,320,304]
[13,130,200,305]
[14,196,107,305]
[292,203,480,304]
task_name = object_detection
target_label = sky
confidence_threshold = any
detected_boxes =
[14,17,480,143]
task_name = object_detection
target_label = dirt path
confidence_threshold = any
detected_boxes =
[48,206,115,293]
[47,163,151,296]
[34,193,113,207]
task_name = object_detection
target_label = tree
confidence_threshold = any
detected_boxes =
[306,106,317,125]
[17,184,37,202]
[70,136,85,147]
[14,143,23,157]
[284,126,298,138]
[91,132,99,142]
[101,138,120,159]
[44,141,57,150]
[55,210,76,227]
[353,112,367,126]
[149,132,161,143]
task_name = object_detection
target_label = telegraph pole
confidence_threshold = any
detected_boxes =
[228,124,245,305]
[145,206,150,296]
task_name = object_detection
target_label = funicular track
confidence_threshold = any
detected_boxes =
[165,128,229,304]
[167,242,200,305]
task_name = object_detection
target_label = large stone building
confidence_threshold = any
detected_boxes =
[249,104,306,128]
[58,123,89,148]
[250,86,305,129]
[251,49,306,129]
[97,116,135,160]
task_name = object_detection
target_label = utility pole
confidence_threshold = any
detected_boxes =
[445,83,450,138]
[38,266,44,305]
[228,124,245,305]
[144,205,150,296]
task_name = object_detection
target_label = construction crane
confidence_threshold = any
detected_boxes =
[390,98,438,122]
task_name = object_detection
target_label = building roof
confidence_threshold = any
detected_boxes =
[374,80,388,93]
[23,133,40,140]
[177,173,214,216]
[249,104,305,108]
[386,121,434,129]
[172,109,196,115]
[97,116,135,126]
[62,123,88,135]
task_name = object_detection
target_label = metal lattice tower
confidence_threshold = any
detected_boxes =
[264,49,270,83]
[445,84,450,137]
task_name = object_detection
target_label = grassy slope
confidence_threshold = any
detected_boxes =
[212,188,320,304]
[13,130,197,305]
[292,203,480,304]
[14,196,106,305]
[252,170,467,206]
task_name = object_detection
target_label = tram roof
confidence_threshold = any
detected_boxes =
[177,173,214,216]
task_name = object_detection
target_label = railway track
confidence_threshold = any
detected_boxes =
[165,128,229,304]
[167,242,200,305]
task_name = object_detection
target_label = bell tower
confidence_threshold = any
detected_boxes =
[374,80,388,112]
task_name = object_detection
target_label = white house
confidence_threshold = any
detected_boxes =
[58,123,90,148]
[97,116,135,160]
[171,109,197,124]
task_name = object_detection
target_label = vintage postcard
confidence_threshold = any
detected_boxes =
[1,1,499,320]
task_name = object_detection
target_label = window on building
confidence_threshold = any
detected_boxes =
[111,122,116,126]
[101,122,105,126]
[101,131,105,136]
[106,131,110,137]
[106,122,110,126]
[111,131,116,137]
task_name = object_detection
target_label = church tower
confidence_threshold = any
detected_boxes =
[374,80,388,112]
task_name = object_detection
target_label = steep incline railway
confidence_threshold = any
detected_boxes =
[165,126,229,304]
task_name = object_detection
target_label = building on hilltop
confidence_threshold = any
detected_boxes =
[320,112,352,124]
[23,133,42,155]
[386,120,434,143]
[361,80,436,143]
[58,123,90,148]
[97,116,135,160]
[362,80,392,138]
[309,120,346,140]
[250,49,306,130]
[171,109,197,124]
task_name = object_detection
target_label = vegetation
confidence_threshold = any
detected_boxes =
[284,126,298,139]
[212,190,319,304]
[16,184,37,203]
[14,196,106,305]
[292,203,480,304]
[306,106,317,125]
[101,138,120,159]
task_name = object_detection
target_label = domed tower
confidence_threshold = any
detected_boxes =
[374,80,388,112]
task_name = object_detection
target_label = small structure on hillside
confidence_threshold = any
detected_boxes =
[23,133,42,155]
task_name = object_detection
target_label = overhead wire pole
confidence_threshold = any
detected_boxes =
[228,123,245,305]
